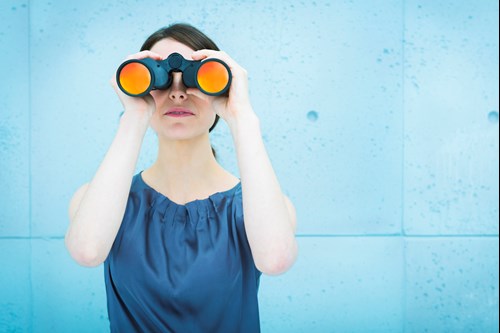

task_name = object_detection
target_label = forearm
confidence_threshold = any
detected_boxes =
[66,112,149,265]
[229,111,298,275]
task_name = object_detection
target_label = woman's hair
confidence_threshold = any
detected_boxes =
[140,23,221,159]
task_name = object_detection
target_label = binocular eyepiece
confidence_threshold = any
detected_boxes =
[116,52,232,97]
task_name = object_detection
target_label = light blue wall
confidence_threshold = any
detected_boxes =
[0,0,498,332]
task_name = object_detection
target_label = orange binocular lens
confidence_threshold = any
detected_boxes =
[118,62,152,96]
[116,53,231,97]
[197,61,231,95]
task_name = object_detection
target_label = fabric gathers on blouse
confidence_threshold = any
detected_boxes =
[103,171,262,333]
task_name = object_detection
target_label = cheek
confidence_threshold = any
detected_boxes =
[192,100,215,118]
[201,108,217,125]
[150,91,162,105]
[149,113,160,132]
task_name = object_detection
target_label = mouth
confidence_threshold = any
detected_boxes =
[164,107,194,117]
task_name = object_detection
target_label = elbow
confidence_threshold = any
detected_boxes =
[257,240,299,276]
[258,260,293,276]
[77,254,104,268]
[64,235,103,268]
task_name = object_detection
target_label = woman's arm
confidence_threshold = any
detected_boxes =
[65,50,162,267]
[189,50,299,276]
[65,111,149,267]
[230,110,299,276]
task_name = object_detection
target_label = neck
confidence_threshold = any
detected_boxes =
[149,133,223,191]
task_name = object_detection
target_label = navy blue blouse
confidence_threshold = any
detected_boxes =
[104,171,262,333]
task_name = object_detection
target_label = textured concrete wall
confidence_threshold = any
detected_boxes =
[0,0,498,332]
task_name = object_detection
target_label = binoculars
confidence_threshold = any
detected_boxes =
[116,52,232,97]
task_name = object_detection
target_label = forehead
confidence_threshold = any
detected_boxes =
[150,38,195,60]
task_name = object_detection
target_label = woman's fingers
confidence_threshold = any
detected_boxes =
[191,50,251,112]
[192,50,246,75]
[192,50,249,101]
[124,50,163,61]
[191,49,230,64]
[191,49,212,61]
[111,50,163,85]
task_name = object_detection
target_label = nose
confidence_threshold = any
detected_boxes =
[169,72,187,101]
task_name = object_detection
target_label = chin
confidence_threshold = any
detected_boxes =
[159,128,208,140]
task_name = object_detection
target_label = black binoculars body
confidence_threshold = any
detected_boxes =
[116,52,232,97]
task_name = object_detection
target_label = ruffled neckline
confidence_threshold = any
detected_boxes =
[137,170,241,208]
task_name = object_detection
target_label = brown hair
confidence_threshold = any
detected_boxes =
[140,23,221,159]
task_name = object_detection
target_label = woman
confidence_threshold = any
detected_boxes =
[65,23,298,332]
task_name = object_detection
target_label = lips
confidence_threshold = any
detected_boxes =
[164,107,194,116]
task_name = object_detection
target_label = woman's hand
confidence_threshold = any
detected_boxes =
[188,50,257,128]
[110,51,162,120]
